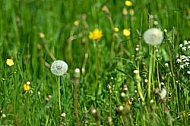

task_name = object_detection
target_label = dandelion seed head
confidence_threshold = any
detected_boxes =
[143,28,163,46]
[50,60,68,76]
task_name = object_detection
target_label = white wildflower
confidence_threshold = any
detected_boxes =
[179,44,183,48]
[184,40,188,45]
[176,59,181,63]
[180,65,184,69]
[187,71,190,74]
[181,55,187,59]
[50,60,68,76]
[185,62,189,67]
[182,47,186,51]
[187,45,190,49]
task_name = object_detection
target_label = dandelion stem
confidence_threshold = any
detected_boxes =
[148,46,153,100]
[74,77,80,126]
[58,76,61,113]
[109,89,112,117]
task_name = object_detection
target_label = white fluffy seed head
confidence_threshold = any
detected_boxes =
[143,28,163,46]
[50,60,68,76]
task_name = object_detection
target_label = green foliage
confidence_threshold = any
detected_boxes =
[0,0,190,125]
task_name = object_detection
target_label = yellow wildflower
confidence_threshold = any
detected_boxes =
[23,82,30,92]
[89,28,103,40]
[128,99,132,105]
[125,1,132,6]
[114,27,119,32]
[6,59,14,66]
[74,20,80,26]
[123,29,130,36]
[39,32,45,38]
[187,8,190,14]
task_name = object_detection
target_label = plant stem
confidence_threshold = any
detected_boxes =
[109,88,112,117]
[74,77,80,126]
[148,46,153,100]
[58,76,61,113]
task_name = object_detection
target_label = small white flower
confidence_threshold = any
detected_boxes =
[133,69,139,74]
[150,99,154,104]
[182,47,186,51]
[2,114,6,118]
[184,40,188,45]
[50,60,68,76]
[180,64,184,69]
[181,55,187,59]
[176,59,181,63]
[187,71,190,74]
[143,28,163,46]
[179,44,183,48]
[183,57,189,62]
[164,63,169,67]
[185,62,189,67]
[160,88,167,99]
[187,45,190,49]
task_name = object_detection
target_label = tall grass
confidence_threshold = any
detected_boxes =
[0,0,190,125]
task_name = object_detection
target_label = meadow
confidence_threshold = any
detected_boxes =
[0,0,190,125]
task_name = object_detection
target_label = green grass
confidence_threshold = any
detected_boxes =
[0,0,190,125]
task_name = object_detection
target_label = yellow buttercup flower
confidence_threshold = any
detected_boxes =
[6,59,14,66]
[89,28,103,40]
[125,1,132,6]
[74,20,80,26]
[114,27,119,32]
[23,82,30,92]
[123,29,130,36]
